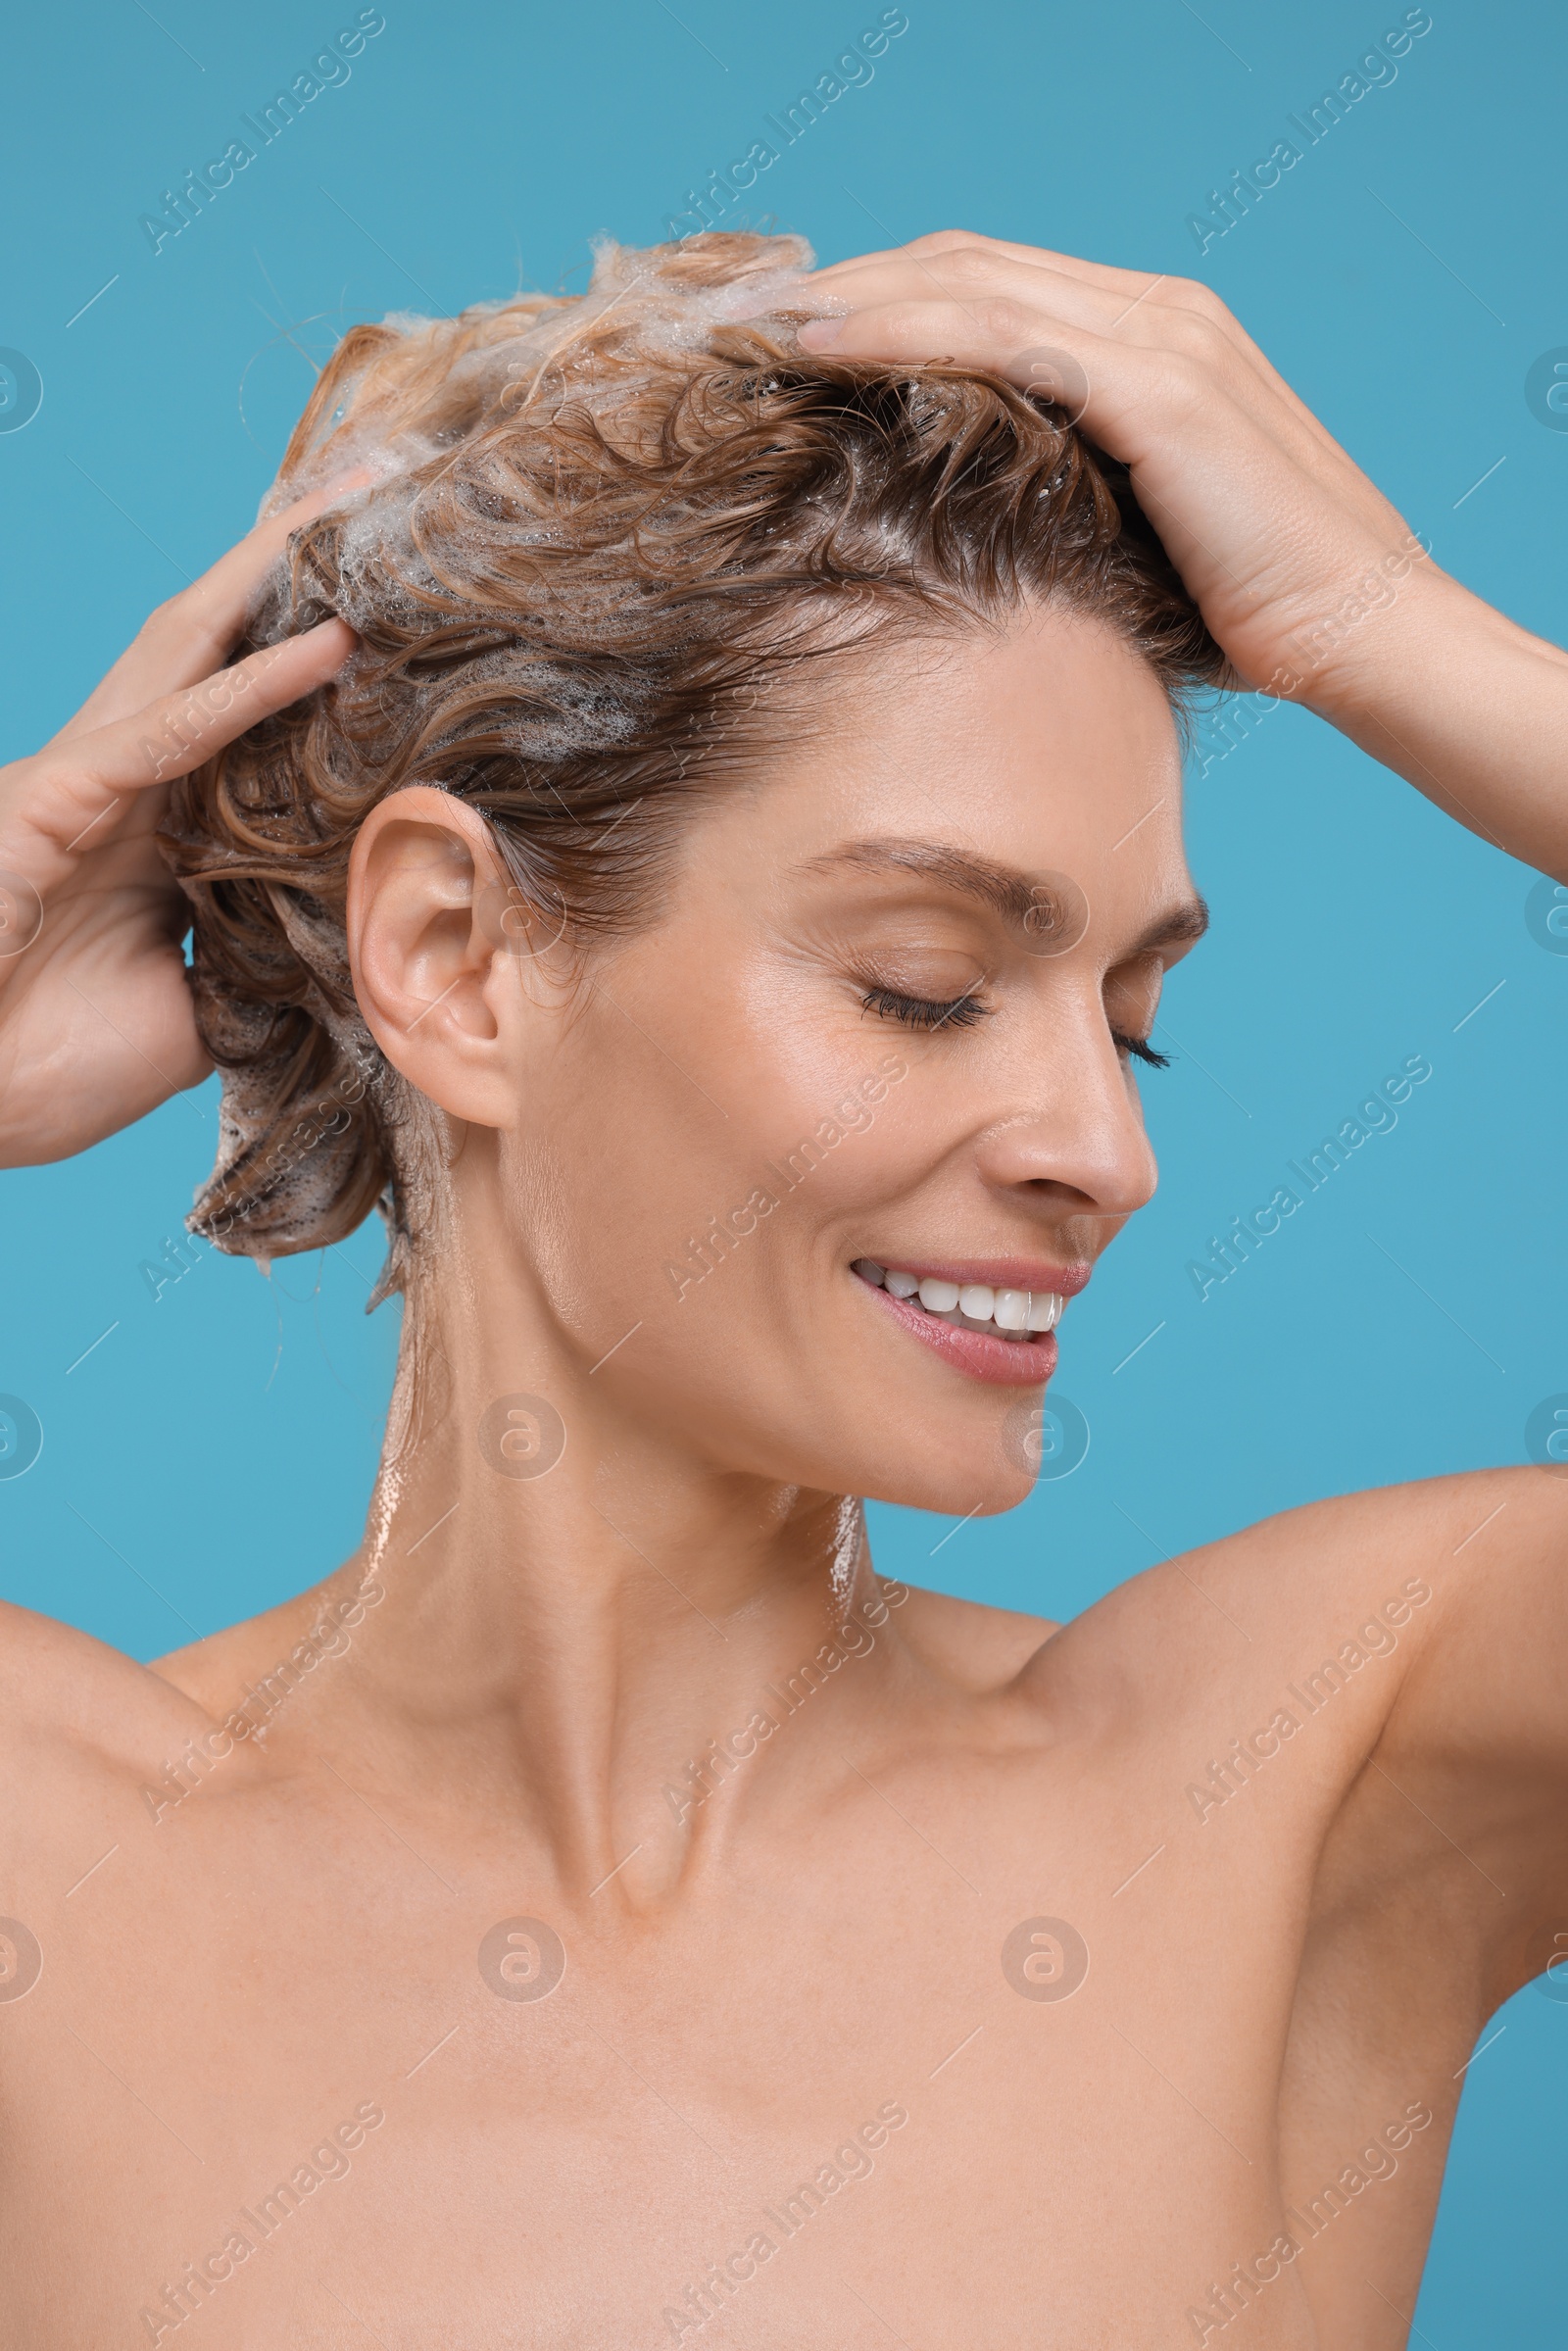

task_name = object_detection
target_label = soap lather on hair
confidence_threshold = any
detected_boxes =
[161,229,1229,1307]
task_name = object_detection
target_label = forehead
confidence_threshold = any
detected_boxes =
[714,602,1195,915]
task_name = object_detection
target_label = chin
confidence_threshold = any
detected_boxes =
[775,1373,1054,1519]
[864,1455,1041,1519]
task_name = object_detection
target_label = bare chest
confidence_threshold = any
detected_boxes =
[0,1738,1457,2348]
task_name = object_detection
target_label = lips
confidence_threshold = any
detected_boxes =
[851,1256,1086,1388]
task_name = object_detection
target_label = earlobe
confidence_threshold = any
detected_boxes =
[347,785,526,1127]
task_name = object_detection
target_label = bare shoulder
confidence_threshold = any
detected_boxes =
[0,1596,200,1761]
[0,1599,212,1862]
[1042,1464,1555,1655]
[889,1471,1514,1724]
[1009,1464,1568,1782]
[1201,1461,1555,1569]
[1148,1463,1565,1657]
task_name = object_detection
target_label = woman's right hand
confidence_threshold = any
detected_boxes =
[0,485,359,1167]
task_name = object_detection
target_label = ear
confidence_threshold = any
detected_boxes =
[346,786,556,1127]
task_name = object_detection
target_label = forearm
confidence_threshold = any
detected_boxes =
[1309,568,1568,882]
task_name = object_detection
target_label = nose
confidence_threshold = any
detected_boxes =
[972,1000,1159,1234]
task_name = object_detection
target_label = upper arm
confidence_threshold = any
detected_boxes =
[1368,1466,1568,1989]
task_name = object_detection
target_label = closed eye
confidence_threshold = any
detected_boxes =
[861,984,991,1031]
[1113,1030,1170,1069]
[861,982,1167,1061]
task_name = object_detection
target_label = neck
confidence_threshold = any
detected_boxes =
[286,1227,912,1903]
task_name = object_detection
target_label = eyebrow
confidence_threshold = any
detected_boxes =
[799,837,1210,957]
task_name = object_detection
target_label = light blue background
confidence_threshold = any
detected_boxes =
[2,1,1564,2333]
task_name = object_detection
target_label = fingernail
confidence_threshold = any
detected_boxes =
[797,318,844,350]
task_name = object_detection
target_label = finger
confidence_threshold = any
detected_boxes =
[794,298,1212,473]
[54,467,374,746]
[793,299,1375,608]
[801,297,1103,382]
[903,245,1359,472]
[810,249,1204,355]
[802,253,1361,486]
[813,233,1162,308]
[809,243,904,282]
[168,466,376,668]
[813,251,1119,319]
[811,242,1355,474]
[816,232,1217,333]
[6,619,356,882]
[842,231,1200,309]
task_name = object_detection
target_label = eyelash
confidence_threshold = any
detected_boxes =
[861,986,1171,1068]
[1112,1030,1171,1070]
[860,985,991,1031]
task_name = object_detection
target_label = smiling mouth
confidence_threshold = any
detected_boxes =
[851,1259,1066,1343]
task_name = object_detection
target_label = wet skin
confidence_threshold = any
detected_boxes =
[2,234,1567,2348]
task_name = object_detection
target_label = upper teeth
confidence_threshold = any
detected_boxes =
[853,1260,1064,1337]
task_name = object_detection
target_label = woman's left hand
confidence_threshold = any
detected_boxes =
[799,230,1435,718]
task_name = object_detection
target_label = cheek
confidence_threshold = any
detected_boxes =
[495,956,831,1307]
[503,998,732,1313]
[509,952,920,1363]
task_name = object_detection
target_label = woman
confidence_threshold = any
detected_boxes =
[0,228,1563,2347]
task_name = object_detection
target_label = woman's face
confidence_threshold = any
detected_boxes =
[399,601,1202,1517]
